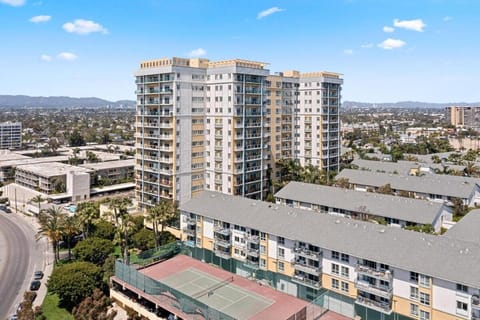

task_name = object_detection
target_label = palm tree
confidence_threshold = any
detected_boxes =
[115,214,135,264]
[38,206,65,263]
[76,202,98,238]
[61,215,80,260]
[464,161,480,177]
[108,197,132,226]
[146,200,178,249]
[30,194,45,215]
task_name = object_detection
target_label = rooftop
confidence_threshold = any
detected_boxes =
[16,162,92,177]
[275,181,446,225]
[181,191,480,288]
[0,155,70,168]
[444,209,480,245]
[336,168,478,199]
[79,159,134,171]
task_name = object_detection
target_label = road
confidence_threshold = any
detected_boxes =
[0,211,47,319]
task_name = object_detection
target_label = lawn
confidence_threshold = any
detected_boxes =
[41,293,73,320]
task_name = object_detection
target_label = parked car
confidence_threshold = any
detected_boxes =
[30,280,41,291]
[33,270,44,280]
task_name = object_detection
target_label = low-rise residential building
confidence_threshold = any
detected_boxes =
[80,159,134,186]
[444,209,480,244]
[179,191,480,320]
[336,169,480,206]
[274,181,451,232]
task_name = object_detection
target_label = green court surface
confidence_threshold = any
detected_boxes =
[161,268,274,320]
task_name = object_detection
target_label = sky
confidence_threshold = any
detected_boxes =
[0,0,479,103]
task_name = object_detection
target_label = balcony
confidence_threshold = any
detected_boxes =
[215,238,231,248]
[185,216,197,226]
[293,261,321,275]
[294,247,322,261]
[355,264,393,281]
[355,296,392,315]
[214,226,231,236]
[473,295,480,310]
[246,248,259,258]
[292,274,321,289]
[182,227,196,237]
[246,234,260,244]
[214,249,231,260]
[355,280,393,299]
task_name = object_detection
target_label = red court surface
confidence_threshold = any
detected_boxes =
[140,254,309,320]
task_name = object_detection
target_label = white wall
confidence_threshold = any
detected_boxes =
[203,217,214,239]
[433,278,470,319]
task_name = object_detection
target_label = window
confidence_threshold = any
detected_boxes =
[410,271,419,282]
[419,310,430,320]
[410,304,419,316]
[260,258,266,268]
[341,266,349,278]
[260,245,266,255]
[331,278,339,289]
[278,248,285,259]
[260,232,266,241]
[341,253,350,263]
[278,236,285,245]
[341,281,349,293]
[331,251,340,260]
[457,301,468,311]
[278,261,285,272]
[419,274,430,287]
[331,263,339,275]
[456,283,468,293]
[419,292,430,306]
[410,286,419,300]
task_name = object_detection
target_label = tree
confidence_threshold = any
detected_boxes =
[72,288,116,320]
[69,130,86,147]
[30,194,45,214]
[47,261,103,309]
[91,220,116,241]
[116,214,136,264]
[132,228,155,251]
[146,200,178,249]
[108,197,132,226]
[77,202,99,238]
[17,291,36,320]
[62,215,81,260]
[85,151,100,163]
[464,161,480,177]
[377,183,394,195]
[38,206,65,262]
[73,237,114,266]
[334,178,350,189]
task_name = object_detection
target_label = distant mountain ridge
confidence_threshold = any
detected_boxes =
[343,101,480,109]
[0,95,135,108]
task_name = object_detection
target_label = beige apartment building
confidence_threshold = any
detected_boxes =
[134,57,343,208]
[446,106,480,130]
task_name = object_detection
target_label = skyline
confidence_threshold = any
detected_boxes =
[1,0,479,102]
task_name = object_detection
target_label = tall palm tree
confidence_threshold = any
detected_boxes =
[38,206,65,263]
[464,161,480,177]
[108,197,132,226]
[146,200,177,249]
[61,215,80,260]
[76,202,98,238]
[115,214,135,264]
[30,194,45,215]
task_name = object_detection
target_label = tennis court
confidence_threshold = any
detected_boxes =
[161,268,274,320]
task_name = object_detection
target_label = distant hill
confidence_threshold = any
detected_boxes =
[0,95,135,108]
[343,101,480,109]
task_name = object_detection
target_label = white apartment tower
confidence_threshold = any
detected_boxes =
[0,121,22,150]
[135,57,342,207]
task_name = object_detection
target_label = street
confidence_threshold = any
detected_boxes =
[0,210,50,319]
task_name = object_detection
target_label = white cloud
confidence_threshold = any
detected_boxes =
[188,48,207,57]
[361,43,373,49]
[257,7,284,19]
[383,26,394,33]
[40,54,52,62]
[378,38,406,50]
[30,15,51,23]
[62,19,108,35]
[343,49,353,55]
[443,16,453,22]
[0,0,25,6]
[57,52,78,61]
[393,18,426,32]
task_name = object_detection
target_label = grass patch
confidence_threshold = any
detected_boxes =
[41,293,73,320]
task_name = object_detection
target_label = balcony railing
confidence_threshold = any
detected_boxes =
[294,247,322,261]
[293,261,321,275]
[214,249,231,259]
[472,295,480,309]
[356,264,393,281]
[214,226,231,236]
[355,280,393,299]
[356,296,392,314]
[182,227,196,236]
[292,274,321,289]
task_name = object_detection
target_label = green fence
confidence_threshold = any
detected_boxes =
[115,260,236,320]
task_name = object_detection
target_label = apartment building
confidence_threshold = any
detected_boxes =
[336,169,480,206]
[135,57,343,207]
[446,106,480,130]
[274,181,452,232]
[0,121,22,150]
[179,191,480,320]
[80,159,134,186]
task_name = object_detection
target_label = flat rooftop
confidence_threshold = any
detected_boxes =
[0,150,30,162]
[16,162,92,177]
[132,254,309,320]
[80,159,134,171]
[275,181,446,225]
[0,155,70,168]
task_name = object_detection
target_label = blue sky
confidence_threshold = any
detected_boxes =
[0,0,479,102]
